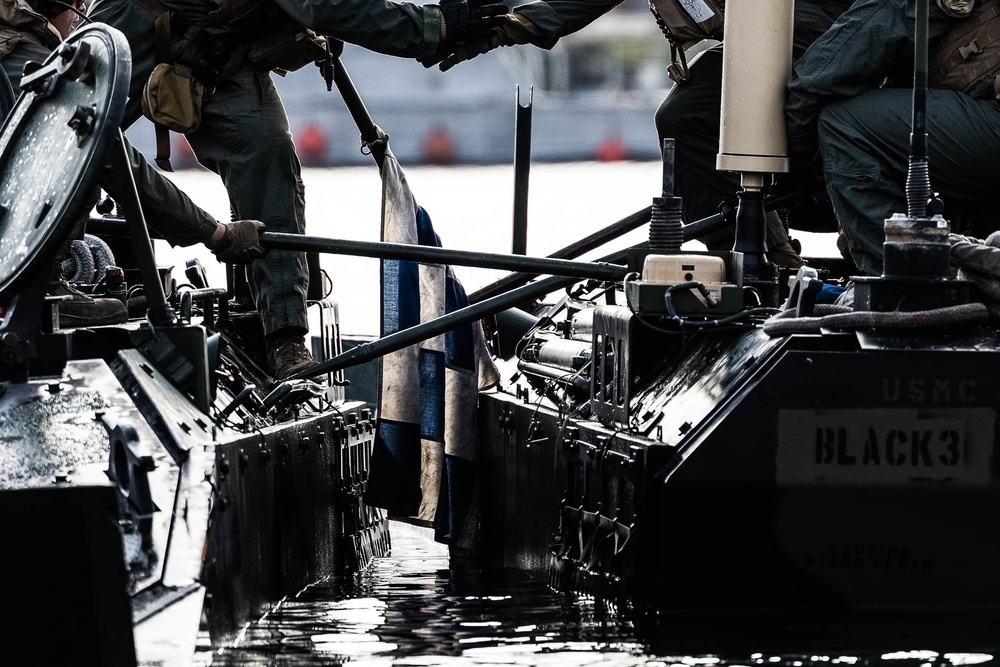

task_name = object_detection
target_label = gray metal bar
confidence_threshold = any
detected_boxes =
[260,232,628,281]
[290,273,577,379]
[288,239,640,381]
[110,130,175,327]
[469,206,651,303]
[512,85,532,255]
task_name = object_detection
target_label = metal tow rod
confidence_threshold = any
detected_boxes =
[259,232,629,282]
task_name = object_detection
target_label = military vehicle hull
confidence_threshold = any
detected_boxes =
[0,329,387,662]
[468,0,1000,619]
[477,298,1000,613]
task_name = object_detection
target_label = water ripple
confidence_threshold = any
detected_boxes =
[196,524,1000,667]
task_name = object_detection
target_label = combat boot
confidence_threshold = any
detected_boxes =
[266,330,318,378]
[49,279,128,327]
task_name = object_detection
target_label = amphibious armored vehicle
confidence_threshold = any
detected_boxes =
[468,0,1000,617]
[0,24,386,664]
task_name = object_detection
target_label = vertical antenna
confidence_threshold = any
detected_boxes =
[906,0,931,219]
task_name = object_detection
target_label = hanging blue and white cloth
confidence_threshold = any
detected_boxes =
[364,149,499,550]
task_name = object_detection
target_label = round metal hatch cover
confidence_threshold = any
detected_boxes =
[0,24,130,302]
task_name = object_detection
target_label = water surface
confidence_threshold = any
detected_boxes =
[195,523,999,667]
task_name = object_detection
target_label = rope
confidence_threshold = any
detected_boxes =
[763,301,988,336]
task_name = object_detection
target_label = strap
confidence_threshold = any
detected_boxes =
[153,121,172,171]
[134,0,176,171]
[667,42,689,83]
[153,10,174,170]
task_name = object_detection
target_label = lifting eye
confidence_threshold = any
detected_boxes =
[107,424,158,519]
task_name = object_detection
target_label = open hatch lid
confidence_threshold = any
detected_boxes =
[0,23,130,302]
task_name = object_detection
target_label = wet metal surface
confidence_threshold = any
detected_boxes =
[631,327,786,443]
[192,523,1000,667]
[0,359,152,488]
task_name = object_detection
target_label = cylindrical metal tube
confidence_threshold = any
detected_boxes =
[533,338,592,372]
[717,0,794,175]
[513,85,532,255]
[569,308,594,342]
[260,232,628,281]
[882,213,952,279]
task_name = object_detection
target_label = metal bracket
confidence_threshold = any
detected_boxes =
[783,265,823,317]
[107,424,159,519]
[136,322,213,413]
[20,41,94,99]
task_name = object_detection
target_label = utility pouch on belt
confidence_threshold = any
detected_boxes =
[649,0,725,83]
[141,62,204,133]
[930,0,1000,98]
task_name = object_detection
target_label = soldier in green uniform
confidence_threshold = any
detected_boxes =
[0,0,266,326]
[420,0,851,267]
[786,0,1000,277]
[88,0,505,377]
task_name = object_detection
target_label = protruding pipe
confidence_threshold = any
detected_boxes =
[513,85,533,255]
[716,0,794,175]
[649,138,684,252]
[661,137,676,198]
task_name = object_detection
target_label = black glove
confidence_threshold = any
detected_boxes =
[439,0,508,42]
[209,219,267,264]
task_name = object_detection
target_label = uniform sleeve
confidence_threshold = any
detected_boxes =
[99,140,219,248]
[513,0,625,49]
[786,0,958,163]
[272,0,443,57]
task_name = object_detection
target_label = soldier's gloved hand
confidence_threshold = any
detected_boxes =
[949,231,1000,274]
[950,231,1000,317]
[208,219,267,264]
[438,0,508,43]
[426,13,543,71]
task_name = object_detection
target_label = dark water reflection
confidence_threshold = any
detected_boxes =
[197,523,1000,667]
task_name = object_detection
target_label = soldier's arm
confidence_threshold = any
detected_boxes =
[99,139,219,248]
[272,0,443,58]
[511,0,625,48]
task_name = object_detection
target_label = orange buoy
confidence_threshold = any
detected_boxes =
[172,135,198,169]
[422,127,456,166]
[595,136,628,163]
[296,124,329,167]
